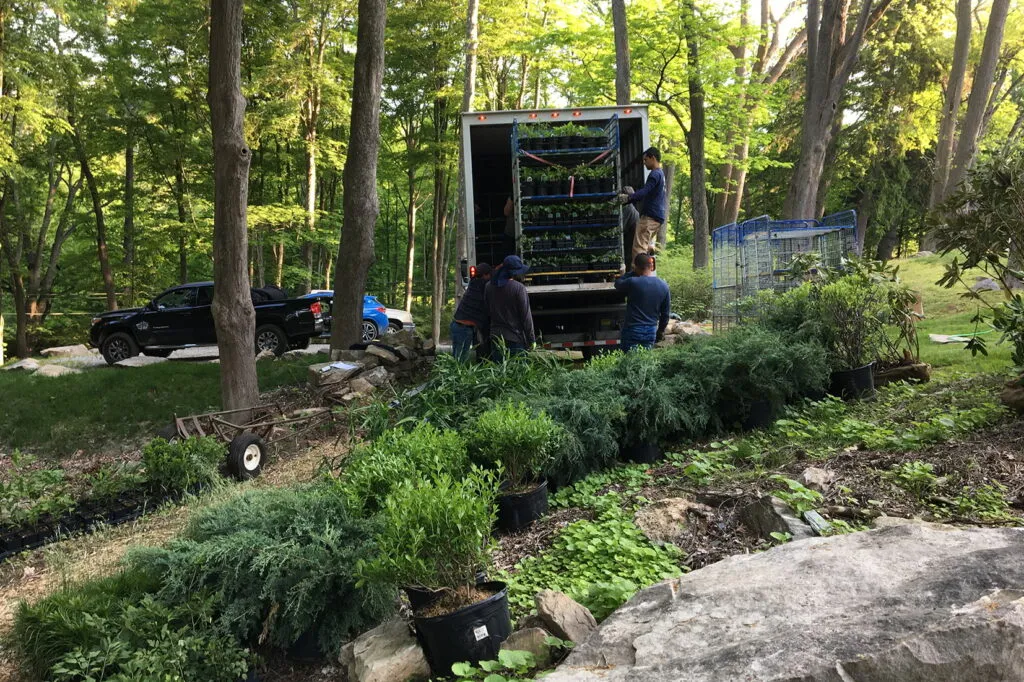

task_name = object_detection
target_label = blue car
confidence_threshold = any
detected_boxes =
[303,291,389,342]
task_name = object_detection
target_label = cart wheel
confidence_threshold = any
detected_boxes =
[227,432,266,481]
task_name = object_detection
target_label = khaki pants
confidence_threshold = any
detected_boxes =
[631,215,662,264]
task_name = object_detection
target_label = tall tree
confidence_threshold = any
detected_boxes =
[209,0,258,412]
[612,0,631,105]
[928,0,972,212]
[683,0,710,268]
[331,0,387,354]
[782,0,889,219]
[455,0,480,302]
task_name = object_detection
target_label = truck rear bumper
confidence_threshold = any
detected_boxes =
[543,338,620,350]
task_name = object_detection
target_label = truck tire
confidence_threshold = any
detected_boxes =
[143,349,173,358]
[255,325,288,356]
[289,337,311,350]
[101,332,140,365]
[227,432,266,480]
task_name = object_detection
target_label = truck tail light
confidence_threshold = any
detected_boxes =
[310,302,322,315]
[470,265,478,278]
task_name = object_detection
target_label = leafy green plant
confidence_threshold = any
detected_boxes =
[0,452,75,528]
[885,461,938,498]
[550,464,652,510]
[953,483,1014,520]
[575,578,639,621]
[141,436,225,494]
[465,402,563,490]
[813,276,889,370]
[451,639,575,681]
[770,476,822,515]
[361,468,499,595]
[614,349,682,446]
[502,506,683,618]
[337,422,468,513]
[85,462,147,502]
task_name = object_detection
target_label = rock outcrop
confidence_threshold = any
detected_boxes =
[545,523,1024,681]
[535,591,597,645]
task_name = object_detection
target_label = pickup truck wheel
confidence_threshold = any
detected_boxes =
[255,325,288,356]
[289,337,311,350]
[143,349,173,358]
[101,332,140,365]
[227,432,266,480]
[361,320,379,343]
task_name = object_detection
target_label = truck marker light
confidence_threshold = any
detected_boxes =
[477,115,487,120]
[550,112,560,118]
[572,111,582,117]
[623,108,633,114]
[529,113,538,119]
[470,265,478,278]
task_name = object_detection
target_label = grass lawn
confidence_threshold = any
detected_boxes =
[0,354,325,459]
[895,254,1012,376]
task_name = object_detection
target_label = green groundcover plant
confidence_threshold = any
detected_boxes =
[465,402,564,490]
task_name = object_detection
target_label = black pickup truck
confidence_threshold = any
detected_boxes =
[89,282,326,365]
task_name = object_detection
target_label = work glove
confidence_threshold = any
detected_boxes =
[616,193,629,205]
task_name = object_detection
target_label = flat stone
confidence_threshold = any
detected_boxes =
[339,618,429,682]
[114,355,169,368]
[911,250,935,258]
[358,365,391,387]
[545,524,1024,682]
[389,330,420,350]
[501,627,554,667]
[2,358,40,372]
[396,346,416,361]
[536,591,597,645]
[739,495,815,541]
[800,466,835,492]
[633,498,712,547]
[676,321,709,336]
[337,349,368,362]
[972,277,1002,292]
[350,377,375,396]
[40,344,90,357]
[255,349,276,361]
[365,344,400,365]
[33,364,82,377]
[308,360,363,389]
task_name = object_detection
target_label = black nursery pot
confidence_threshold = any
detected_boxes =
[520,180,535,197]
[496,479,548,532]
[829,363,876,400]
[743,399,776,431]
[413,581,512,678]
[621,441,662,464]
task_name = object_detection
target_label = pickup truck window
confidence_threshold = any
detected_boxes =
[156,288,196,310]
[196,286,213,306]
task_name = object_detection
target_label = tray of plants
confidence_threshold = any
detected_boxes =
[157,405,333,480]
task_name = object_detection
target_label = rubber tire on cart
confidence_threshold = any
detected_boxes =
[255,324,289,356]
[101,332,140,365]
[227,432,266,481]
[155,424,180,442]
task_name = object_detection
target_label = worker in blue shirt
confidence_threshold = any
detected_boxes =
[614,253,671,352]
[617,147,667,264]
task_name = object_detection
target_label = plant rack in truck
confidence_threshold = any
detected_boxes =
[458,105,651,356]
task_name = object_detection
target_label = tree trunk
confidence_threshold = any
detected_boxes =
[330,0,386,355]
[946,0,1010,194]
[660,162,674,247]
[302,138,316,295]
[174,158,189,284]
[783,0,881,219]
[404,162,417,312]
[431,94,451,346]
[612,0,631,105]
[876,225,900,261]
[208,0,258,413]
[73,134,118,311]
[123,134,136,305]
[684,0,710,269]
[455,0,480,302]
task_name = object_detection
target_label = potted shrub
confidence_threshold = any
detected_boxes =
[465,402,562,532]
[814,277,887,399]
[614,350,681,462]
[361,470,510,677]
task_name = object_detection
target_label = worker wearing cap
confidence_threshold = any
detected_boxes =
[617,148,666,264]
[485,255,535,360]
[451,262,492,362]
[615,253,670,352]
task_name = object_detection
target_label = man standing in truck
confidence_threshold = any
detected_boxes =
[618,148,666,263]
[451,262,492,362]
[485,255,535,360]
[614,253,670,352]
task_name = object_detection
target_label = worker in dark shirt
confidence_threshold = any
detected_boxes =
[617,148,667,264]
[614,253,671,352]
[485,255,535,361]
[620,185,640,266]
[451,262,492,362]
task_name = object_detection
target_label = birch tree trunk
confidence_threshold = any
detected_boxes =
[208,0,258,413]
[330,0,387,355]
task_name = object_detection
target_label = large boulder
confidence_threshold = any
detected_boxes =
[536,591,597,645]
[2,358,40,372]
[339,618,429,682]
[40,344,90,358]
[33,364,82,377]
[544,523,1024,682]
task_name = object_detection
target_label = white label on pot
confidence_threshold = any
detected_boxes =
[473,625,489,641]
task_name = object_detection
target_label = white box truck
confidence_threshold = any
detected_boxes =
[458,105,652,356]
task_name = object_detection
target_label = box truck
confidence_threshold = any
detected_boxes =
[458,105,652,356]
